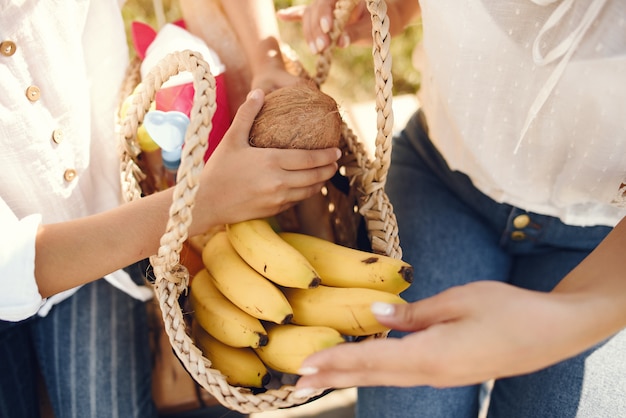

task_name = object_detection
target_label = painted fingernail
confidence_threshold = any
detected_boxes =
[294,387,317,398]
[298,366,319,375]
[339,33,350,48]
[308,41,318,54]
[371,302,395,316]
[247,89,262,100]
[315,36,326,53]
[320,16,331,33]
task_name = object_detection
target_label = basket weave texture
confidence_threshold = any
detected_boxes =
[116,0,401,413]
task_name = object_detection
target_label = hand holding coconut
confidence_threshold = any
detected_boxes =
[248,80,344,241]
[192,89,341,232]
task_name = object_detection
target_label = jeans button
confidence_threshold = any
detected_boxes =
[511,231,526,241]
[513,214,530,229]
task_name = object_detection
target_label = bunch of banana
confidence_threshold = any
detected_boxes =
[192,321,270,388]
[283,285,407,336]
[188,218,413,387]
[279,231,413,294]
[201,230,293,325]
[189,268,268,348]
[254,323,345,375]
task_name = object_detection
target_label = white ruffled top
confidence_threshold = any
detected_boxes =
[415,0,626,227]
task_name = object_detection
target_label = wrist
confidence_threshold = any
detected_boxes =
[250,37,285,75]
[547,288,625,360]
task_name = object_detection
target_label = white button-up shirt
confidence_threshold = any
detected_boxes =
[0,0,152,321]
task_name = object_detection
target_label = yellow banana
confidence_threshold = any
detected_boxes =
[226,219,321,289]
[279,232,413,294]
[283,285,407,336]
[202,230,294,324]
[189,268,268,348]
[254,324,345,375]
[192,322,270,388]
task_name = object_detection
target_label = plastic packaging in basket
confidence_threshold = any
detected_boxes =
[116,0,403,413]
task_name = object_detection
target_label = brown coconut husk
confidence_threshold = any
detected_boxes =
[249,80,342,150]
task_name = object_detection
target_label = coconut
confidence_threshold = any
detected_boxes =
[249,81,342,149]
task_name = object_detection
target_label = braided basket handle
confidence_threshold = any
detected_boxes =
[312,0,359,86]
[314,0,393,186]
[117,49,217,284]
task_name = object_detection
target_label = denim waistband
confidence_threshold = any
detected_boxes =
[398,110,612,255]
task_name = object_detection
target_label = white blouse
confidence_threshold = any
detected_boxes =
[0,0,152,321]
[415,0,626,227]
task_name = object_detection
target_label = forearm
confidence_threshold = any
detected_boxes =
[34,189,176,297]
[550,217,626,347]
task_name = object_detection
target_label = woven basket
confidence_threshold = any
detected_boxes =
[116,0,401,413]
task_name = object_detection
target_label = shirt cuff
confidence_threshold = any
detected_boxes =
[0,213,45,321]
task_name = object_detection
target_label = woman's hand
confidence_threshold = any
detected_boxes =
[277,0,370,54]
[294,281,593,392]
[192,89,340,234]
[277,0,420,54]
[292,214,626,394]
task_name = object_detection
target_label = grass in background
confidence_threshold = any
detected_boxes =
[121,0,420,103]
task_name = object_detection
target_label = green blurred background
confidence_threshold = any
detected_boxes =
[121,0,421,102]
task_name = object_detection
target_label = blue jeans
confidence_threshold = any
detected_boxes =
[357,111,626,418]
[0,266,156,418]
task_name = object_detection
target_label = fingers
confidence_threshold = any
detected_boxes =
[263,161,337,198]
[278,153,339,193]
[291,158,338,185]
[237,149,338,211]
[303,0,338,54]
[372,287,467,332]
[279,147,342,171]
[280,0,338,54]
[275,5,306,22]
[295,338,413,391]
[280,181,329,209]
